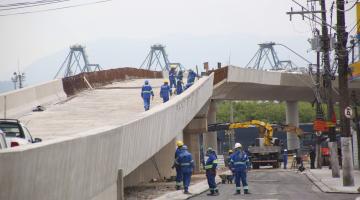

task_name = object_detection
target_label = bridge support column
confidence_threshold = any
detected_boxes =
[203,100,218,153]
[183,133,201,173]
[286,101,300,151]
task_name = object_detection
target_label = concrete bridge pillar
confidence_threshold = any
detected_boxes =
[286,101,300,150]
[183,133,201,173]
[203,100,218,154]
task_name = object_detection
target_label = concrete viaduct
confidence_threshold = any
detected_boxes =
[1,66,360,200]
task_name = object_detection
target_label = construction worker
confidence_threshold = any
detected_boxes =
[177,70,183,81]
[283,149,288,169]
[229,143,250,195]
[173,140,184,190]
[226,149,234,184]
[141,80,154,111]
[160,79,172,103]
[176,79,184,95]
[169,65,177,89]
[205,147,219,196]
[176,145,194,194]
[186,69,198,88]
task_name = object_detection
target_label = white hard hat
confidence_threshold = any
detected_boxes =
[284,149,288,151]
[234,143,242,149]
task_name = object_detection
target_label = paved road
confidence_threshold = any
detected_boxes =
[190,169,359,200]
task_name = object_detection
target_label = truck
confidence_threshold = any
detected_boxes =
[208,120,303,169]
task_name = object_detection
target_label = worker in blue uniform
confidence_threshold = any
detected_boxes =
[176,145,194,194]
[160,79,172,103]
[283,149,288,169]
[186,69,199,88]
[177,70,183,81]
[176,79,184,95]
[169,65,177,89]
[205,147,219,196]
[229,143,250,195]
[141,80,154,111]
[173,140,184,190]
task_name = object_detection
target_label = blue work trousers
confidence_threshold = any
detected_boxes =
[170,78,176,88]
[175,167,183,186]
[162,96,169,103]
[283,158,288,169]
[143,97,150,111]
[235,170,248,191]
[206,173,217,190]
[182,172,192,192]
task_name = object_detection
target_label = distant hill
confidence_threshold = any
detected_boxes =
[0,81,14,94]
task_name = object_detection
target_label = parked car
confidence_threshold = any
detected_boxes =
[0,129,7,149]
[0,119,42,148]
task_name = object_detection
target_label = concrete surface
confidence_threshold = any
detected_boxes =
[155,176,221,200]
[191,169,360,200]
[0,79,66,119]
[20,79,163,140]
[306,169,360,193]
[0,75,214,200]
[212,65,360,101]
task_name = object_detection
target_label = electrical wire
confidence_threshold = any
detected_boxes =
[0,0,72,12]
[0,0,69,8]
[0,0,111,16]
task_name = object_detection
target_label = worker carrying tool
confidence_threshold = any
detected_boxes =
[229,143,250,195]
[176,145,194,194]
[160,79,172,103]
[172,140,184,190]
[205,147,219,196]
[141,80,154,111]
[169,65,177,89]
[185,69,199,89]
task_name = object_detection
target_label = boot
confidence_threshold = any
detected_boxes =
[176,185,181,190]
[215,189,219,194]
[234,190,241,195]
[244,189,250,194]
[207,191,216,196]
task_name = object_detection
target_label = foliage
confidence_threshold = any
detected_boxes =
[217,101,318,123]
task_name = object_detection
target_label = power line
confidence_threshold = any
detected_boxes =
[0,0,72,12]
[0,0,112,16]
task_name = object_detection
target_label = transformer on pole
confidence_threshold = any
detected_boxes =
[140,44,171,71]
[54,44,102,78]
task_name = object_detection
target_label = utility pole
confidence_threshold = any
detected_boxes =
[315,28,323,169]
[287,0,340,175]
[336,0,354,186]
[319,0,340,178]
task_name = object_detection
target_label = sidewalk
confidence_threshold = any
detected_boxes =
[306,168,360,193]
[154,176,221,200]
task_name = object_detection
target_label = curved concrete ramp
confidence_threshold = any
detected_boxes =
[0,74,214,200]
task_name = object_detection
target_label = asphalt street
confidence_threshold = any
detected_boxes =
[190,169,360,200]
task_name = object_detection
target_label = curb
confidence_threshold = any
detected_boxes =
[304,170,360,194]
[154,176,222,200]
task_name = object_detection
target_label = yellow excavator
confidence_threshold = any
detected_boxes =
[208,120,303,169]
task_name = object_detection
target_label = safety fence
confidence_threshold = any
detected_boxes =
[62,67,163,96]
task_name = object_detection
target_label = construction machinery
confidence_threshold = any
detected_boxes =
[208,120,303,169]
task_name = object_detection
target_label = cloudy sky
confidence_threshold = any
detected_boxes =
[0,0,357,83]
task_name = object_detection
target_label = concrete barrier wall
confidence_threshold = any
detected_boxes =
[0,79,66,119]
[227,66,281,85]
[0,74,214,200]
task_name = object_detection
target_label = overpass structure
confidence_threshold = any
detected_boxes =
[1,66,360,200]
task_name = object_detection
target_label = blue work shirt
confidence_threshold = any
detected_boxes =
[176,150,194,173]
[141,85,154,99]
[205,153,218,171]
[160,84,172,99]
[169,69,176,80]
[176,80,183,94]
[187,71,198,84]
[177,70,183,81]
[229,150,249,172]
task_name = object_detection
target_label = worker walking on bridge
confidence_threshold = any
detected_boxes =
[169,65,177,89]
[229,143,250,195]
[205,147,219,196]
[176,145,194,194]
[141,80,154,111]
[160,79,172,103]
[185,69,199,89]
[173,140,184,190]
